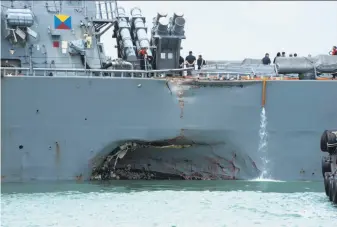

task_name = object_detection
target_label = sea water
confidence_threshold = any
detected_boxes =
[1,180,336,227]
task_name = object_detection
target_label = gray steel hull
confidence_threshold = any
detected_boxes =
[1,77,337,182]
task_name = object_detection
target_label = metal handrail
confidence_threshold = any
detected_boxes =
[1,66,334,79]
[1,67,193,73]
[1,67,194,78]
[199,62,337,78]
[195,71,253,75]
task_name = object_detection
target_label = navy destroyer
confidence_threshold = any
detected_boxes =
[1,0,337,183]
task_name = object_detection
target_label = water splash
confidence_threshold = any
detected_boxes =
[250,178,285,182]
[256,107,270,180]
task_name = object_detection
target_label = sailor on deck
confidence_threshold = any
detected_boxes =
[138,47,151,70]
[262,53,271,65]
[197,55,206,70]
[185,51,196,75]
[273,52,281,64]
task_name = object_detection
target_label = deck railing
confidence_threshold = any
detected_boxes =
[1,66,334,80]
[0,67,194,78]
[197,63,335,80]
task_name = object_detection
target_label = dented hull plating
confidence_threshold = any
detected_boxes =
[1,76,337,182]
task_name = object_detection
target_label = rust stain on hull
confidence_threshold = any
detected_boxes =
[262,78,267,107]
[171,79,185,119]
[55,142,60,162]
[55,141,60,180]
[178,100,184,118]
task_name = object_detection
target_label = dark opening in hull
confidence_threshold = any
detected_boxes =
[90,138,261,181]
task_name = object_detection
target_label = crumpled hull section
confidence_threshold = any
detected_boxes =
[91,139,261,181]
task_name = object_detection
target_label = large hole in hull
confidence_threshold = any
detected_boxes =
[90,138,261,181]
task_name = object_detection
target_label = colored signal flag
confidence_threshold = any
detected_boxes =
[54,14,72,30]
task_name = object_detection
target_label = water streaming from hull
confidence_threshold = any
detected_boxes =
[255,107,271,180]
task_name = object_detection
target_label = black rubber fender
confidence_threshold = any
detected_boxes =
[321,130,328,152]
[321,156,331,177]
[332,178,337,204]
[321,130,337,153]
[327,131,337,154]
[329,177,334,202]
[324,172,331,197]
